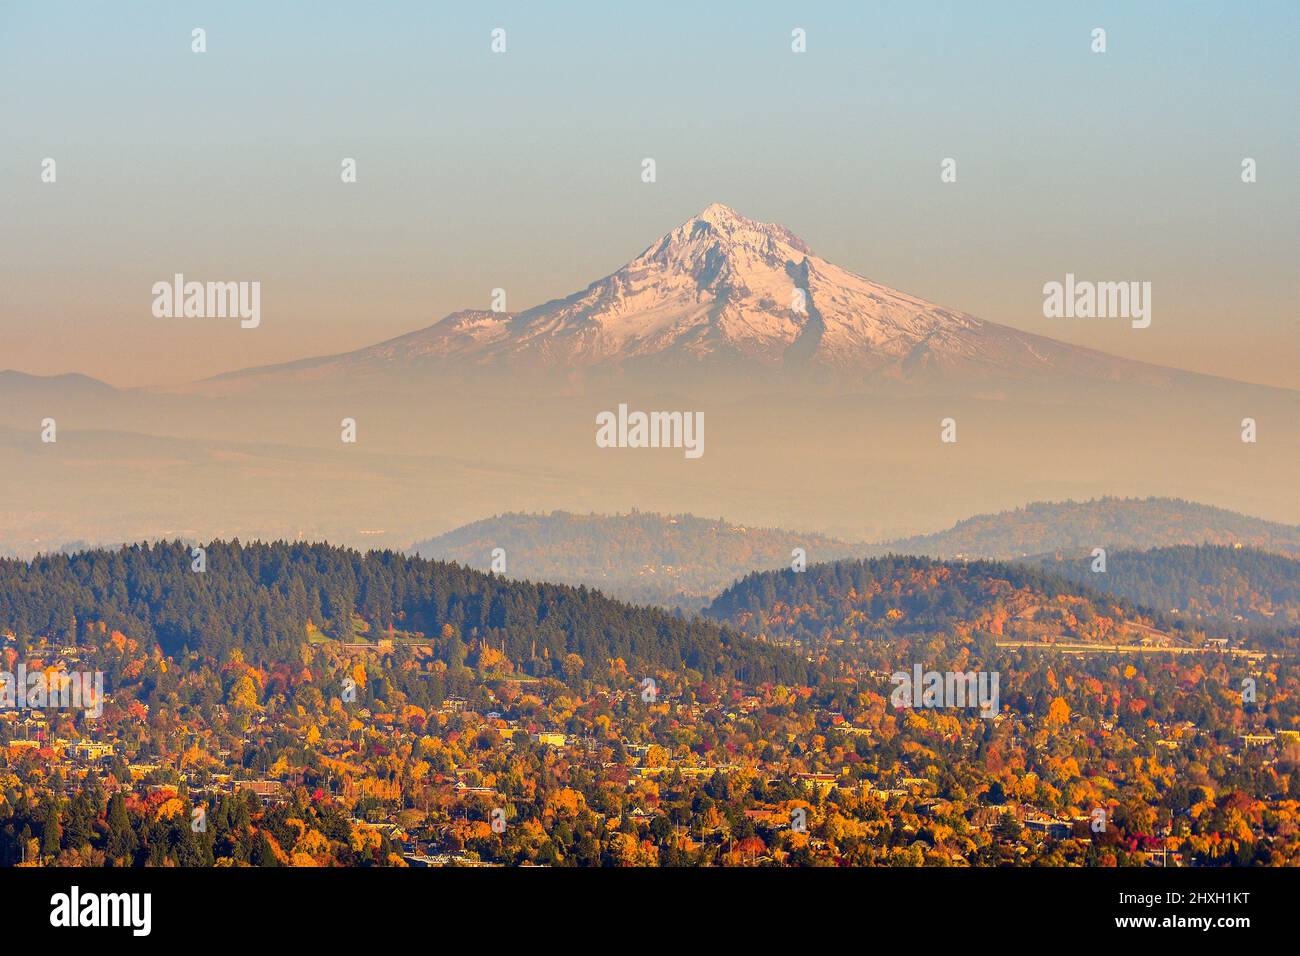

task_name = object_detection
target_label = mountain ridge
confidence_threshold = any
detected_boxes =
[408,498,1300,611]
[874,496,1300,560]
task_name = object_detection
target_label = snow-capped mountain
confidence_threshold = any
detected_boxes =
[208,203,1178,388]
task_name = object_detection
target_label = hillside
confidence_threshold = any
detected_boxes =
[1028,545,1300,629]
[875,497,1300,560]
[411,511,860,610]
[704,554,1191,650]
[0,540,805,685]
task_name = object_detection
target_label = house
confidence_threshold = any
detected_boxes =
[1024,817,1073,840]
[869,786,909,800]
[453,781,496,797]
[235,779,288,804]
[71,740,116,761]
[795,773,839,796]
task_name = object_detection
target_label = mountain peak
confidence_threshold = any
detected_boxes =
[692,202,756,229]
[696,201,740,222]
[204,204,1182,387]
[656,204,813,262]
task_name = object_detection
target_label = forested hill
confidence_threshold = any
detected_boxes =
[874,497,1300,560]
[1028,545,1300,628]
[0,541,806,684]
[704,555,1177,648]
[411,510,859,610]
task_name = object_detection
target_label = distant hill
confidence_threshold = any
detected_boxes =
[1027,545,1300,629]
[0,369,118,396]
[410,511,860,610]
[412,500,1300,612]
[704,554,1196,650]
[875,497,1300,561]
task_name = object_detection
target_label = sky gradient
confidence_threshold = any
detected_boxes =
[3,0,1298,388]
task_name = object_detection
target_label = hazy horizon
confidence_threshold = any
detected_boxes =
[3,0,1298,563]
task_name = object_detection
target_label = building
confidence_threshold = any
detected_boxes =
[1024,818,1073,840]
[795,773,839,796]
[235,779,288,804]
[71,740,116,761]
